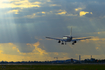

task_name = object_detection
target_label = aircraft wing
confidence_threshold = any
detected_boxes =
[71,37,91,41]
[46,37,65,41]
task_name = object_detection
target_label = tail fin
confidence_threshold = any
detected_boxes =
[70,27,72,37]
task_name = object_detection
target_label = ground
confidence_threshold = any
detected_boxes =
[0,64,105,70]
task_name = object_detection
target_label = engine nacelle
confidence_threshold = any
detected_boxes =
[73,41,77,43]
[72,41,77,45]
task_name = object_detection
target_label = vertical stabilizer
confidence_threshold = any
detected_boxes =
[70,27,72,37]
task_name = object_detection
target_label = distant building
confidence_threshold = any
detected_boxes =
[90,55,95,61]
[79,55,81,62]
[91,58,95,61]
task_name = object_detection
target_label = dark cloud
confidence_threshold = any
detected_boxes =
[38,40,102,59]
[16,43,35,53]
[84,3,105,18]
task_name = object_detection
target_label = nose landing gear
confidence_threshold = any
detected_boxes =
[61,42,66,45]
[61,42,64,45]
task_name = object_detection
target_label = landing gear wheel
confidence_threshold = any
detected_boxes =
[61,43,64,45]
[72,43,74,45]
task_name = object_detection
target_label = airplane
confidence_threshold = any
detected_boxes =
[46,27,91,45]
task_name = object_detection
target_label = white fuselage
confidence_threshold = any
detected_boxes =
[63,36,72,42]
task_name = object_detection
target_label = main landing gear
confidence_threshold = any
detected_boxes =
[61,42,64,45]
[72,43,74,45]
[61,42,66,45]
[58,40,66,45]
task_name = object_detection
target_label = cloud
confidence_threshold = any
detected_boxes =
[90,36,105,41]
[0,39,105,61]
[0,50,3,53]
[80,11,89,16]
[96,47,99,50]
[0,43,33,55]
[24,13,36,18]
[0,42,69,61]
[8,43,14,45]
[75,7,84,11]
[66,14,78,16]
[0,0,41,8]
[56,9,67,15]
[6,9,20,14]
[49,4,61,7]
[0,0,105,61]
[42,11,46,14]
[82,1,105,18]
[54,52,58,55]
[90,12,93,14]
[0,43,19,55]
[57,11,67,15]
[0,53,25,61]
[12,46,26,55]
[33,42,48,55]
[80,36,105,45]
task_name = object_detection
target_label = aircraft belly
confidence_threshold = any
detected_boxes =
[66,39,71,42]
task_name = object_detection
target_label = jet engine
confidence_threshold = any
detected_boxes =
[72,41,77,45]
[58,40,61,43]
[74,41,77,43]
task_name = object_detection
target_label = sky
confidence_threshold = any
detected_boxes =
[0,0,105,61]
